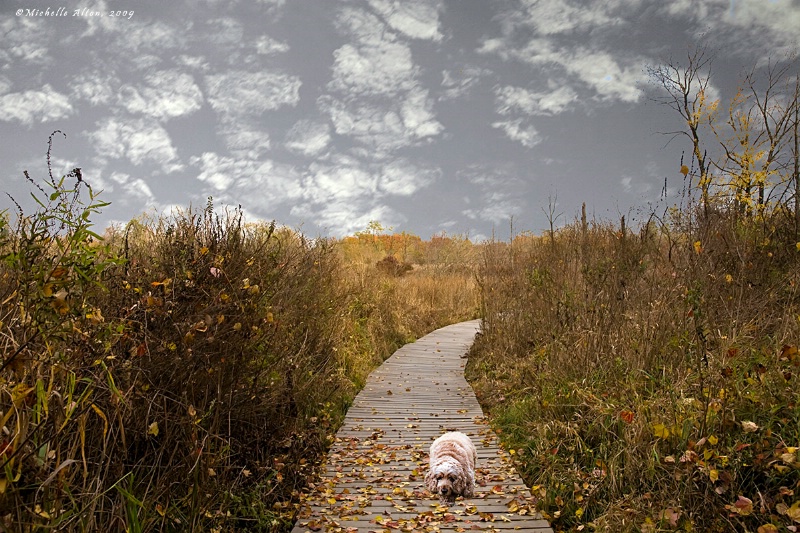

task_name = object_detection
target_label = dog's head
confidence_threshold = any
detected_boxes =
[425,458,468,503]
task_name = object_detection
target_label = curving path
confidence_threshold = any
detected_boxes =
[292,319,553,532]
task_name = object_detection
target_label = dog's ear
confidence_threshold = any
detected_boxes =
[463,468,475,497]
[424,466,436,493]
[452,464,467,496]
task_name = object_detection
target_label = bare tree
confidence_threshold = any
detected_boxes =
[648,45,718,216]
[793,73,800,236]
[542,193,563,247]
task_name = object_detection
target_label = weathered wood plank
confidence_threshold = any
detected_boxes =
[292,320,553,532]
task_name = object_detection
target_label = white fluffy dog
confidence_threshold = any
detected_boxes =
[425,431,477,504]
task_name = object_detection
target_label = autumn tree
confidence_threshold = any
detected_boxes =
[648,45,719,216]
[714,58,799,216]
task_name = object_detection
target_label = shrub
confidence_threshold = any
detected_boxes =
[467,204,800,532]
[375,254,413,277]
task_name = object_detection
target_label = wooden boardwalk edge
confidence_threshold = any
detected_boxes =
[291,319,553,532]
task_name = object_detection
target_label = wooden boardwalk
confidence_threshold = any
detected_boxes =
[292,320,553,532]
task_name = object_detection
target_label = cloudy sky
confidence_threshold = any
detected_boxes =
[1,0,799,240]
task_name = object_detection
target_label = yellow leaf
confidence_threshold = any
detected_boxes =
[709,469,719,482]
[91,403,109,440]
[783,501,800,522]
[85,307,104,324]
[693,241,702,254]
[708,435,718,446]
[680,165,689,176]
[652,423,670,439]
[148,421,159,437]
[0,478,7,494]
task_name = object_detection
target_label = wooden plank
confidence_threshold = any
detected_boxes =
[292,320,553,532]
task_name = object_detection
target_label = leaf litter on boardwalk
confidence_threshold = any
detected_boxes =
[295,429,541,532]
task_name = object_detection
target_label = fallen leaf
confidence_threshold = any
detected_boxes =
[741,421,759,433]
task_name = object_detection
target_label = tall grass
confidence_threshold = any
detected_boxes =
[467,204,800,531]
[0,143,479,532]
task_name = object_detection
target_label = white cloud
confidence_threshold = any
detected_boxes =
[119,70,203,119]
[328,40,418,98]
[70,71,118,105]
[176,55,211,71]
[367,0,444,41]
[324,6,444,154]
[620,175,654,196]
[255,36,290,55]
[463,199,520,225]
[496,84,579,116]
[285,120,331,157]
[291,199,403,238]
[0,85,73,125]
[509,39,644,103]
[218,123,272,159]
[492,119,542,148]
[205,17,245,47]
[320,92,442,152]
[285,153,437,236]
[458,164,525,225]
[90,117,182,171]
[510,0,623,35]
[569,50,644,102]
[109,172,155,204]
[304,161,376,203]
[480,3,648,105]
[724,1,800,58]
[401,88,443,139]
[257,0,287,12]
[192,152,244,191]
[190,152,303,204]
[0,17,51,66]
[206,70,301,119]
[379,159,439,196]
[661,0,712,17]
[440,67,487,100]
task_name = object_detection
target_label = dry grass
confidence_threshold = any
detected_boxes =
[0,160,478,532]
[466,205,800,531]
